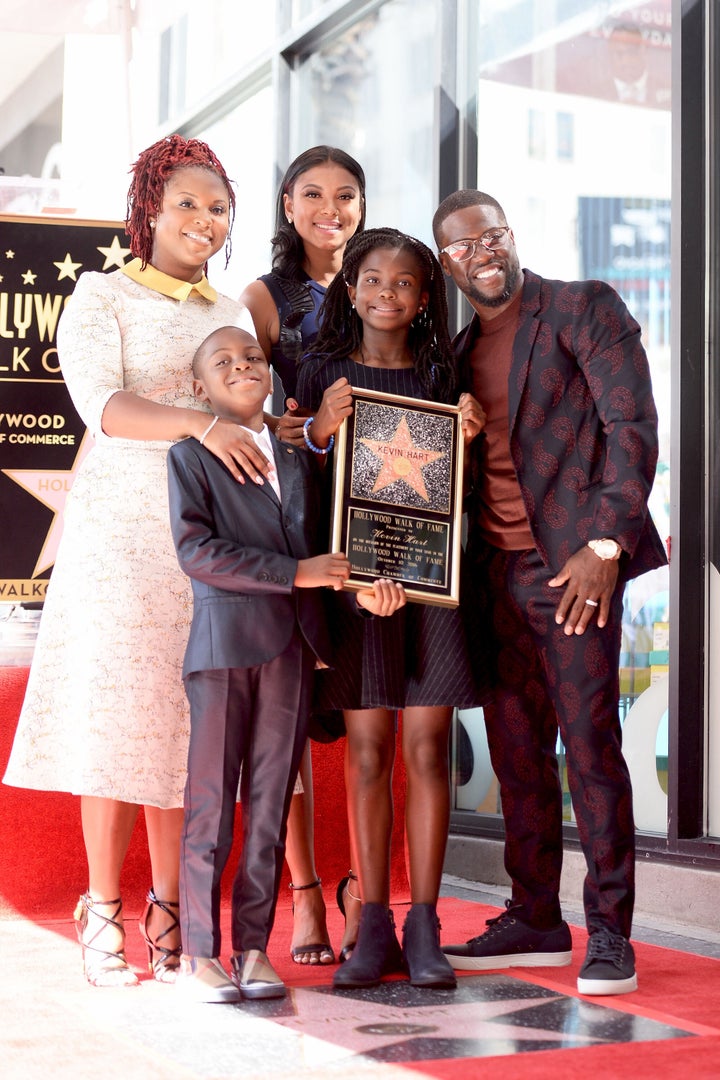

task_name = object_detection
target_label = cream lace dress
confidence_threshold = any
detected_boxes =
[4,269,247,808]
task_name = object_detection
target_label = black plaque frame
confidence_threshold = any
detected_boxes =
[330,387,464,607]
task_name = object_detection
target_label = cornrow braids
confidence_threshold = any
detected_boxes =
[125,134,236,270]
[270,145,366,280]
[305,227,458,403]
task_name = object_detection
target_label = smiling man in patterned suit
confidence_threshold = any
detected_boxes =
[433,190,667,996]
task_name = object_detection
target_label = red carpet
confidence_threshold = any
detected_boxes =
[249,896,720,1078]
[3,667,720,1076]
[0,665,408,919]
[26,896,720,1080]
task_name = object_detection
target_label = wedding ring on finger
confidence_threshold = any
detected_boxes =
[585,599,599,607]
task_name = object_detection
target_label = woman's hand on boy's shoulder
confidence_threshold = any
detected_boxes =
[356,578,407,617]
[201,418,274,486]
[458,392,486,446]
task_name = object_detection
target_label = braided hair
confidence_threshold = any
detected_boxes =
[306,227,457,403]
[125,134,236,270]
[270,146,366,280]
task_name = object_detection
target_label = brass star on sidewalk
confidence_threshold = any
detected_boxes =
[359,415,444,502]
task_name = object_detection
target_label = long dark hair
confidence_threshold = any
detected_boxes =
[306,227,457,403]
[270,146,366,280]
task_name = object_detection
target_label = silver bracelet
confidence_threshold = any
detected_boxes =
[199,415,219,446]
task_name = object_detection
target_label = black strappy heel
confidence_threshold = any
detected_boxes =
[138,889,182,983]
[74,893,139,988]
[335,870,361,963]
[289,878,335,964]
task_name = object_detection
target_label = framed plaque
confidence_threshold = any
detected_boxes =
[330,387,464,607]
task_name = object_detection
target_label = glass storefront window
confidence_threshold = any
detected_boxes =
[453,0,672,836]
[293,0,437,247]
[201,86,276,301]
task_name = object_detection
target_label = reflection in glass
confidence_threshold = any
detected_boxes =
[453,0,672,834]
[294,0,437,245]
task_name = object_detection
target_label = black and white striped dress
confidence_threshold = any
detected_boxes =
[296,355,488,711]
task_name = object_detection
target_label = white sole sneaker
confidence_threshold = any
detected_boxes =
[577,972,638,995]
[446,949,573,971]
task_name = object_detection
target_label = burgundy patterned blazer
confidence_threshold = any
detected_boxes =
[456,269,668,582]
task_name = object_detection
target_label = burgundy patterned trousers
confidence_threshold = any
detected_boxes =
[472,542,635,938]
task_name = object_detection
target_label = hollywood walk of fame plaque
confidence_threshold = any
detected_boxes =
[0,214,126,601]
[330,387,464,607]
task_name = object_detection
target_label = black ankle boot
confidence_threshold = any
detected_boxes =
[333,902,405,989]
[402,904,457,988]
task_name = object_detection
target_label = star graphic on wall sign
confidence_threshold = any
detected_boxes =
[5,250,14,258]
[359,415,444,501]
[53,252,83,281]
[2,430,94,577]
[21,269,37,285]
[97,234,131,270]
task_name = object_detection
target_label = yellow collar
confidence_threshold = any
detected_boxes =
[120,258,218,302]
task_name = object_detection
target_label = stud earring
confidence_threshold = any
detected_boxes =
[150,220,156,228]
[286,216,293,224]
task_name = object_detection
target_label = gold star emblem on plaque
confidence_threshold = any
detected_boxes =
[2,431,93,576]
[359,415,444,501]
[54,252,83,281]
[97,234,131,270]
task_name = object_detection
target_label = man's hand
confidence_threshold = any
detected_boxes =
[356,578,407,616]
[549,545,620,635]
[203,419,275,485]
[458,392,486,446]
[295,552,351,590]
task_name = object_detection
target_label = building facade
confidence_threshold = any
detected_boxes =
[0,0,718,899]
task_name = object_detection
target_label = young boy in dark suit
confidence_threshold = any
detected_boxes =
[168,326,404,1003]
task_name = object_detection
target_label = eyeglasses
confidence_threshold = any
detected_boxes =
[439,226,511,262]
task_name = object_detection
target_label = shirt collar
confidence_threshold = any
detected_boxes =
[120,257,218,302]
[240,424,281,500]
[240,423,274,457]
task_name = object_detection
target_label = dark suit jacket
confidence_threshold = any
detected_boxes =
[456,268,667,582]
[167,433,332,679]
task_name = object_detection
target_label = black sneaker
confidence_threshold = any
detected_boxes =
[577,929,637,995]
[442,902,572,971]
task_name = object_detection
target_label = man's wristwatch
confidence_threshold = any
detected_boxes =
[588,538,622,561]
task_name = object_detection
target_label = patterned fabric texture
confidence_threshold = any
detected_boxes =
[4,270,245,808]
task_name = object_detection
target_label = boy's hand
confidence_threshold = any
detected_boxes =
[203,419,275,486]
[458,392,486,446]
[308,378,354,448]
[276,399,311,447]
[295,553,351,590]
[356,578,407,616]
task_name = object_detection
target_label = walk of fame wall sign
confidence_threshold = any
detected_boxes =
[0,215,128,603]
[331,387,465,607]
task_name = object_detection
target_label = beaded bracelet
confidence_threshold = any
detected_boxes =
[199,415,219,446]
[303,416,334,455]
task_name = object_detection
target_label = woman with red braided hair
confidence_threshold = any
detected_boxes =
[4,134,270,988]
